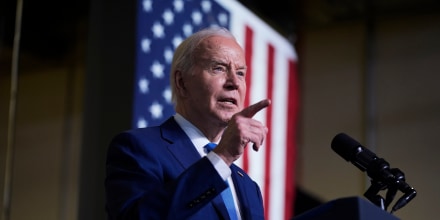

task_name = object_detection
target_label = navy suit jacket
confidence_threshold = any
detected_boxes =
[105,117,265,220]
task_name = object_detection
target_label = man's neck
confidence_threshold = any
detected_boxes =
[175,111,225,142]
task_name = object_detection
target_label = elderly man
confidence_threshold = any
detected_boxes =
[105,27,270,220]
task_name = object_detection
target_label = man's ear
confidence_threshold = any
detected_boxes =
[174,70,187,97]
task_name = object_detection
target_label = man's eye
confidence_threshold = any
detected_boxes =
[213,66,226,73]
[237,71,245,77]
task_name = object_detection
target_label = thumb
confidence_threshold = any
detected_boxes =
[240,99,271,118]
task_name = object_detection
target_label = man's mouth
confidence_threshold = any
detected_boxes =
[218,97,237,105]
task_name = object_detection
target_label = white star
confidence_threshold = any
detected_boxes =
[141,38,151,53]
[173,0,184,13]
[218,13,228,26]
[143,0,153,12]
[162,9,174,25]
[152,22,165,38]
[182,23,193,37]
[164,47,173,64]
[163,87,172,103]
[137,117,147,128]
[149,102,163,119]
[192,11,202,26]
[172,35,183,49]
[201,0,212,13]
[150,61,165,78]
[138,78,149,94]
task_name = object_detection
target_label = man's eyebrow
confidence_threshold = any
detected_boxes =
[209,60,247,70]
[208,59,227,66]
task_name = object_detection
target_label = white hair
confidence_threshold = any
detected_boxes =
[169,27,237,106]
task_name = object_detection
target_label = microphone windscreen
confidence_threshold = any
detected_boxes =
[331,133,361,162]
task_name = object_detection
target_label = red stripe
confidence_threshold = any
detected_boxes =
[242,26,253,172]
[264,44,275,220]
[284,59,298,219]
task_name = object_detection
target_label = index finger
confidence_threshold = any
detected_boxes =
[240,99,271,118]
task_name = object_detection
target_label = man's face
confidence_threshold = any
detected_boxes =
[181,35,247,126]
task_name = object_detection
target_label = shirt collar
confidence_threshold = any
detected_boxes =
[174,113,213,156]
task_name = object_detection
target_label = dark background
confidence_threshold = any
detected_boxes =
[1,0,439,219]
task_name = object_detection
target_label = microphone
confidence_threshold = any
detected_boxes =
[331,133,392,181]
[331,133,416,212]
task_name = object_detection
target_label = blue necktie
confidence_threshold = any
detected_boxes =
[204,143,239,220]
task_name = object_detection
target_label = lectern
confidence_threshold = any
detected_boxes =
[292,197,400,220]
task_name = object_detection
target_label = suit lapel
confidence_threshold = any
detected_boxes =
[160,117,232,220]
[231,165,249,219]
[160,117,201,169]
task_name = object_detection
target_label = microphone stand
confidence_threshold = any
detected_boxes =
[363,168,417,213]
[364,178,387,210]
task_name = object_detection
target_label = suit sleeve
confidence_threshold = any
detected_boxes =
[105,131,228,220]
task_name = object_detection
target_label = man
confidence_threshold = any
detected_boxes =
[105,27,270,220]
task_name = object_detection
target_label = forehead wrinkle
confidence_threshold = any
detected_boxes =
[195,36,246,69]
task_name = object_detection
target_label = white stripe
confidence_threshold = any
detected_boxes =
[216,0,298,61]
[268,49,290,220]
[247,31,269,194]
[227,3,245,50]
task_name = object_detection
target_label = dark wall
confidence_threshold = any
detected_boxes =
[79,0,136,219]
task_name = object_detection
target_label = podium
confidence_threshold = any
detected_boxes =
[292,197,400,220]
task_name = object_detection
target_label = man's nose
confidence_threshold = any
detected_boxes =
[224,71,240,90]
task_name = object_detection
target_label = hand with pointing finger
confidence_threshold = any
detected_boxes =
[214,99,271,166]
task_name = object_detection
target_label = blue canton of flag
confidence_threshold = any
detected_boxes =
[133,0,231,128]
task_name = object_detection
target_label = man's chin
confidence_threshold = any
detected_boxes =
[218,113,236,123]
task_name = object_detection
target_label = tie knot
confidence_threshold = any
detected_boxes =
[204,142,217,153]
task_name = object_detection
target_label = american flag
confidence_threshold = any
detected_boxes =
[132,0,299,219]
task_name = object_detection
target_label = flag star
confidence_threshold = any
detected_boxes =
[141,38,151,53]
[149,102,163,119]
[142,0,153,12]
[164,48,173,63]
[209,23,220,28]
[218,13,228,26]
[162,9,174,25]
[182,23,193,37]
[172,35,183,49]
[173,0,184,13]
[192,10,203,26]
[152,22,165,38]
[163,87,172,103]
[150,61,165,78]
[137,117,147,128]
[201,0,212,13]
[138,78,149,94]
